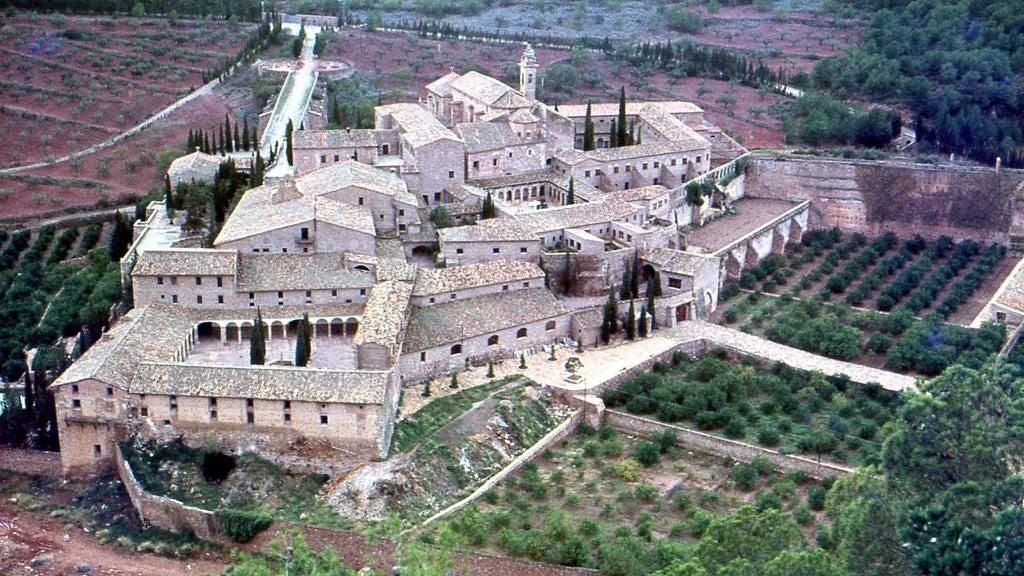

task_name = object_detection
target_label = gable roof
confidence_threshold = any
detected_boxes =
[644,248,717,276]
[413,260,544,296]
[133,249,238,277]
[236,253,376,292]
[297,159,414,204]
[167,150,221,176]
[403,289,566,352]
[456,122,521,153]
[450,71,519,106]
[353,280,412,356]
[425,71,461,97]
[293,129,384,149]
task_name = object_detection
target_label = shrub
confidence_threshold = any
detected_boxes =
[613,459,642,481]
[755,491,783,511]
[793,505,814,525]
[757,425,781,446]
[806,485,827,511]
[651,430,677,452]
[689,509,714,537]
[750,455,775,476]
[730,463,758,491]
[632,441,661,467]
[672,490,692,512]
[217,509,273,543]
[634,483,659,502]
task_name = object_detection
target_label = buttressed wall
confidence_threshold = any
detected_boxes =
[746,154,1024,243]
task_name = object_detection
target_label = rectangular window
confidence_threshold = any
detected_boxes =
[448,171,455,178]
[669,277,682,289]
[472,160,480,169]
[140,407,148,417]
[584,170,591,178]
[334,154,340,162]
[642,163,648,170]
[72,399,81,409]
[157,276,164,285]
[358,197,364,205]
[625,165,631,172]
[284,400,291,410]
[420,351,427,362]
[284,413,292,423]
[321,155,327,163]
[197,295,203,304]
[398,209,405,216]
[217,295,224,304]
[195,277,202,286]
[520,247,528,253]
[654,161,660,168]
[456,248,464,254]
[171,295,178,303]
[502,284,509,291]
[492,247,501,254]
[331,289,337,297]
[320,414,329,425]
[360,288,366,296]
[613,166,620,174]
[93,445,102,458]
[217,276,223,287]
[492,158,498,166]
[72,384,79,394]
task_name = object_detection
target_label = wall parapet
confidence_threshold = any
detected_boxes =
[113,444,219,539]
[605,410,852,479]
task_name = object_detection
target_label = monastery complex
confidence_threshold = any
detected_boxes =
[52,45,777,476]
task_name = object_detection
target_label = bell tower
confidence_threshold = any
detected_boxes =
[519,43,538,101]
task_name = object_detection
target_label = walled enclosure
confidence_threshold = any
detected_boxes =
[746,154,1024,243]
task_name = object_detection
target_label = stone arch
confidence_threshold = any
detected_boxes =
[270,320,285,340]
[315,318,329,338]
[225,322,239,342]
[705,290,715,314]
[450,344,462,355]
[331,318,345,337]
[726,250,743,280]
[196,322,219,342]
[488,334,499,346]
[353,265,370,272]
[286,319,301,338]
[640,263,657,287]
[345,317,359,336]
[239,321,253,341]
[517,327,528,339]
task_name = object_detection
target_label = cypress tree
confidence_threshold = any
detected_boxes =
[609,118,618,148]
[601,289,617,344]
[251,124,259,151]
[252,151,265,187]
[638,306,648,338]
[242,116,250,151]
[482,192,496,219]
[203,131,211,154]
[250,309,266,365]
[647,288,657,331]
[631,251,640,299]
[225,114,233,153]
[625,299,636,340]
[186,129,193,151]
[233,121,240,153]
[583,100,595,151]
[617,86,628,147]
[294,313,312,367]
[285,119,294,166]
[218,125,225,155]
[620,266,632,300]
[627,120,636,145]
[164,175,174,219]
[567,177,575,205]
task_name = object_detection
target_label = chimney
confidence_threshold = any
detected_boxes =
[996,156,1002,173]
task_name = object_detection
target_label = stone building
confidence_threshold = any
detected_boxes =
[54,46,747,478]
[166,150,222,186]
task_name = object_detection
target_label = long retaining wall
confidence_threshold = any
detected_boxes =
[113,445,219,540]
[605,410,852,480]
[416,410,584,530]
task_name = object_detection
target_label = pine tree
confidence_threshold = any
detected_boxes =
[583,100,595,151]
[242,116,250,151]
[285,119,294,166]
[625,299,636,340]
[609,118,619,148]
[567,177,575,205]
[638,306,648,338]
[250,309,266,365]
[617,86,628,147]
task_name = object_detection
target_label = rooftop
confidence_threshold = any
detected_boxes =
[456,122,522,153]
[557,101,703,119]
[413,260,544,296]
[167,150,222,176]
[608,185,671,203]
[132,363,387,404]
[293,129,384,149]
[450,71,528,108]
[296,160,415,205]
[376,103,462,149]
[214,182,376,245]
[352,280,413,355]
[403,288,566,351]
[644,248,717,277]
[133,249,237,277]
[236,253,376,292]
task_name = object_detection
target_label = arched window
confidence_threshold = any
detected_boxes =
[545,320,556,331]
[450,344,462,355]
[516,328,528,339]
[488,335,499,346]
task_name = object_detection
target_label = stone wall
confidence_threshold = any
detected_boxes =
[114,445,219,539]
[746,154,1024,242]
[605,410,851,479]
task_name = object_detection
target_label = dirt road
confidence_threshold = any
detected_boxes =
[0,502,225,576]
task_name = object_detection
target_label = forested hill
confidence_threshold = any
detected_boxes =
[813,0,1023,166]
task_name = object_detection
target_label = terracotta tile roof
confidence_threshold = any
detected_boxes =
[132,363,388,404]
[52,304,194,389]
[515,199,641,234]
[456,122,521,153]
[403,288,566,351]
[133,249,238,277]
[297,160,417,205]
[236,253,376,292]
[557,101,703,119]
[293,129,384,149]
[450,71,522,107]
[608,185,671,202]
[352,280,412,356]
[635,103,708,148]
[412,260,544,296]
[425,71,460,97]
[214,182,376,245]
[587,140,707,162]
[167,150,222,177]
[644,248,717,276]
[375,103,462,148]
[437,218,536,243]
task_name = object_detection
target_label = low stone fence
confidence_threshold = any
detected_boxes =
[594,338,708,396]
[605,410,852,479]
[416,410,583,530]
[113,445,219,539]
[0,447,61,477]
